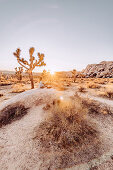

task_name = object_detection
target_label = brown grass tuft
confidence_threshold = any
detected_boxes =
[97,86,113,99]
[82,98,113,117]
[78,86,86,92]
[87,83,101,89]
[11,84,28,93]
[0,103,29,127]
[0,93,3,97]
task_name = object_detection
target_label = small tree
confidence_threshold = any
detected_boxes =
[72,69,77,82]
[0,72,3,81]
[41,69,47,81]
[15,67,23,81]
[13,47,46,89]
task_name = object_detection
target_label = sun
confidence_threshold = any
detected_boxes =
[60,96,64,100]
[50,70,55,75]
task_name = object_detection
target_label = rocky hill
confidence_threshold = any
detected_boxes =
[82,61,113,78]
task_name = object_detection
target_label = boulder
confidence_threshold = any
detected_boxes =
[82,61,113,78]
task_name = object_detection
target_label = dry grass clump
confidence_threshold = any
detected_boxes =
[97,86,113,99]
[11,83,28,93]
[82,98,113,117]
[43,81,68,90]
[33,96,101,169]
[52,82,68,91]
[87,82,101,89]
[109,78,113,83]
[0,103,29,127]
[78,86,86,92]
[0,93,3,97]
[97,91,113,99]
[56,85,67,91]
[0,81,12,86]
[94,79,106,85]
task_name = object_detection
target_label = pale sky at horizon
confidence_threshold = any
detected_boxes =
[0,0,113,72]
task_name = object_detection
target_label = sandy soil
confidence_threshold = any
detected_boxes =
[0,88,113,170]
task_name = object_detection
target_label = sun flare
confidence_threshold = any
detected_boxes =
[60,96,64,100]
[50,70,55,75]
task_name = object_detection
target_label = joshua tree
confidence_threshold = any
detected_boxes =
[41,69,47,80]
[72,69,77,82]
[0,72,3,81]
[15,67,23,81]
[13,47,46,89]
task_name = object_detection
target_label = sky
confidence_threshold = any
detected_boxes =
[0,0,113,72]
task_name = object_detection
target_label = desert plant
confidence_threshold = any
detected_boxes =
[0,103,29,127]
[87,83,100,89]
[41,69,47,81]
[11,83,29,93]
[72,69,76,82]
[15,67,23,81]
[78,86,86,92]
[97,86,113,99]
[0,94,3,97]
[0,72,3,81]
[13,47,46,89]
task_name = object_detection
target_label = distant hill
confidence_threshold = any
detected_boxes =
[82,61,113,78]
[0,70,15,75]
[1,61,113,78]
[0,70,41,76]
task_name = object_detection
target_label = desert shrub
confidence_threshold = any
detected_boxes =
[11,84,28,93]
[96,80,106,85]
[0,94,3,97]
[0,103,29,127]
[98,91,113,99]
[51,82,68,91]
[109,79,113,83]
[97,86,113,99]
[106,91,113,98]
[78,86,86,92]
[56,85,67,91]
[82,98,113,117]
[0,82,12,86]
[33,96,101,169]
[87,83,101,89]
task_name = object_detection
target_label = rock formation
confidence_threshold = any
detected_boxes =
[82,61,113,78]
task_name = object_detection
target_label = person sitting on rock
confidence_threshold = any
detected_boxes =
[38,77,45,88]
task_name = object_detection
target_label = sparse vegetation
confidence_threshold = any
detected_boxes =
[87,82,101,89]
[0,103,29,127]
[0,93,3,97]
[82,98,113,117]
[97,86,113,99]
[78,86,86,92]
[11,83,29,93]
[72,69,76,82]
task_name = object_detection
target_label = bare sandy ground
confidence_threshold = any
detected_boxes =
[0,88,113,170]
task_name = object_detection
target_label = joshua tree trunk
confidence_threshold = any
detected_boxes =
[29,72,34,89]
[74,76,76,83]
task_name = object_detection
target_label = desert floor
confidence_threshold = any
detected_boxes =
[0,78,113,170]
